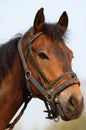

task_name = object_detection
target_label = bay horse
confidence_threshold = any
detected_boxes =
[0,8,84,130]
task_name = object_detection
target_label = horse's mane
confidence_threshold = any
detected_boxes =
[0,36,21,79]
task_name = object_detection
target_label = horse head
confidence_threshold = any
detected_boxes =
[18,8,84,121]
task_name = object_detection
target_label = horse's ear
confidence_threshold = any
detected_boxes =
[34,8,45,32]
[57,11,68,33]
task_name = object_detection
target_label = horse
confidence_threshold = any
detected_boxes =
[0,8,84,130]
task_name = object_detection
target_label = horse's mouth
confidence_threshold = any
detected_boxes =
[56,104,70,121]
[56,103,82,121]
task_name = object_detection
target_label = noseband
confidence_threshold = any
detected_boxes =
[18,32,80,121]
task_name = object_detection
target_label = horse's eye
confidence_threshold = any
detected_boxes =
[38,52,49,59]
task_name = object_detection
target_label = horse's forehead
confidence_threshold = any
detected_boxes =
[46,39,71,55]
[33,34,70,55]
[34,34,60,48]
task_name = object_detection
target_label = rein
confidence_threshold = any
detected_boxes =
[7,32,80,129]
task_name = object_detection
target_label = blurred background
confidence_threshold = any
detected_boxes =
[0,0,86,130]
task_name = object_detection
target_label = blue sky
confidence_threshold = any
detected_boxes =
[0,0,86,130]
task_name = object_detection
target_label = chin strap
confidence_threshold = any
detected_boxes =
[44,101,59,122]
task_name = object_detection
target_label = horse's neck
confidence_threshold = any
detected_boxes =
[0,54,24,130]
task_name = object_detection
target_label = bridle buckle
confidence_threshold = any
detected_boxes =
[46,92,53,101]
[25,70,31,80]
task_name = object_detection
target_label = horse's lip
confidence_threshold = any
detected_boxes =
[56,103,70,121]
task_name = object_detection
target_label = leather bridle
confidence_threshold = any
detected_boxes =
[18,32,80,120]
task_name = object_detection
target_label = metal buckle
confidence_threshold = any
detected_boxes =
[46,92,53,101]
[25,70,31,80]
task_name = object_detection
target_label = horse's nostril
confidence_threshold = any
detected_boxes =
[67,96,77,111]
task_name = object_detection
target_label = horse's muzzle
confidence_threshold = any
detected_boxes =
[55,91,84,121]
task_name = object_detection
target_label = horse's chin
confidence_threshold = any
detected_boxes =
[56,104,82,121]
